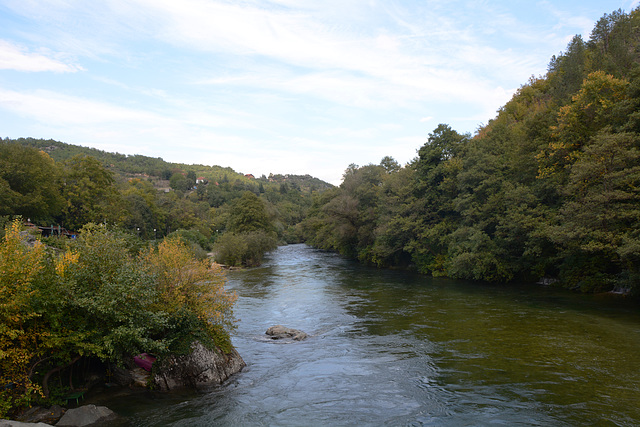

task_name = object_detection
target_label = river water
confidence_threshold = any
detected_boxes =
[103,244,640,426]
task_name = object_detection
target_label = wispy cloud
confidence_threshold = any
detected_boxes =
[0,88,156,124]
[0,0,622,183]
[0,40,83,72]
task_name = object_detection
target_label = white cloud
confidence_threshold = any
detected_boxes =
[0,40,83,72]
[0,0,622,184]
[0,88,156,124]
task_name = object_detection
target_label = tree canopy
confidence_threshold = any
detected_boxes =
[301,7,640,294]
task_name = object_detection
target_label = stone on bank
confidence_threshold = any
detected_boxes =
[153,341,246,391]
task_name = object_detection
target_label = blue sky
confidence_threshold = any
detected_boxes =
[0,0,635,184]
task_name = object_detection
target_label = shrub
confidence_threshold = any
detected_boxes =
[213,231,278,267]
[0,222,238,417]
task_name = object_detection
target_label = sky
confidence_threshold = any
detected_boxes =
[0,0,636,185]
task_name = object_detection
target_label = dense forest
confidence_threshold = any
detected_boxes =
[301,8,640,294]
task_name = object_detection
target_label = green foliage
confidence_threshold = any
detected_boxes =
[0,143,64,222]
[227,191,274,234]
[213,231,278,267]
[4,136,330,256]
[169,173,190,192]
[0,221,237,417]
[302,7,640,293]
[60,155,122,230]
[166,228,211,249]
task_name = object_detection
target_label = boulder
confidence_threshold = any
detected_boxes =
[111,365,151,388]
[153,342,245,391]
[16,405,64,425]
[0,421,52,427]
[55,404,116,426]
[265,325,308,341]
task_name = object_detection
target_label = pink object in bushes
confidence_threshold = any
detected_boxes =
[134,353,156,371]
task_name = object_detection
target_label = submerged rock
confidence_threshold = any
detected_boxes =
[265,325,308,341]
[153,341,245,391]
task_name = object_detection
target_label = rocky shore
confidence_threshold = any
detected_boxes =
[3,342,245,426]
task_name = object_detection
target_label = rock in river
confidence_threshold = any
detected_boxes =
[265,325,308,341]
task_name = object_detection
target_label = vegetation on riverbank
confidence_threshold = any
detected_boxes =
[301,8,640,294]
[0,220,237,418]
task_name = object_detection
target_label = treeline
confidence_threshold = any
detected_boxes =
[301,9,640,293]
[1,138,331,266]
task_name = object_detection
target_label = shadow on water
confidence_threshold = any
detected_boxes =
[95,244,640,426]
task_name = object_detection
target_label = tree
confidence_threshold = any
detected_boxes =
[227,191,273,234]
[0,221,46,415]
[539,71,629,178]
[0,220,240,417]
[60,155,122,230]
[213,230,277,267]
[407,125,468,274]
[186,171,197,189]
[547,35,587,102]
[0,143,64,221]
[379,156,401,173]
[122,178,165,239]
[552,131,640,290]
[169,173,189,192]
[143,237,236,338]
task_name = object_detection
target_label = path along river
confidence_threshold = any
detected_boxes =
[101,244,640,426]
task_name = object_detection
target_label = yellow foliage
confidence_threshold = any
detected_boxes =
[142,238,237,331]
[538,72,628,178]
[0,221,46,414]
[54,250,79,278]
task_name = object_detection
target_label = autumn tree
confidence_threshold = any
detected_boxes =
[0,222,239,417]
[0,221,46,415]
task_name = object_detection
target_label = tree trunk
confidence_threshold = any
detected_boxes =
[42,356,81,398]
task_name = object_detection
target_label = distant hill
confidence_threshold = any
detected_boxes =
[11,137,333,191]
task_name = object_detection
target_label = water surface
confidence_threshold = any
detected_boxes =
[101,244,640,426]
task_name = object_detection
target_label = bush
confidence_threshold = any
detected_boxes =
[0,221,237,417]
[213,231,278,267]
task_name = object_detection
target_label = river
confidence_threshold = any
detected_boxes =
[101,244,640,426]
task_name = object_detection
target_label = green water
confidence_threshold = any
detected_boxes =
[98,244,640,426]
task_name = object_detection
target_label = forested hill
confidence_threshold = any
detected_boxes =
[1,136,332,266]
[9,137,332,193]
[301,8,640,294]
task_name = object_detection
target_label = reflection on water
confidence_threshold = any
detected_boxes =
[97,244,640,426]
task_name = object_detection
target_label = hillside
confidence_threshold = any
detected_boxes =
[1,136,332,257]
[301,8,640,294]
[10,137,332,193]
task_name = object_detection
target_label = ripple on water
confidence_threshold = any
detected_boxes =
[98,244,640,426]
